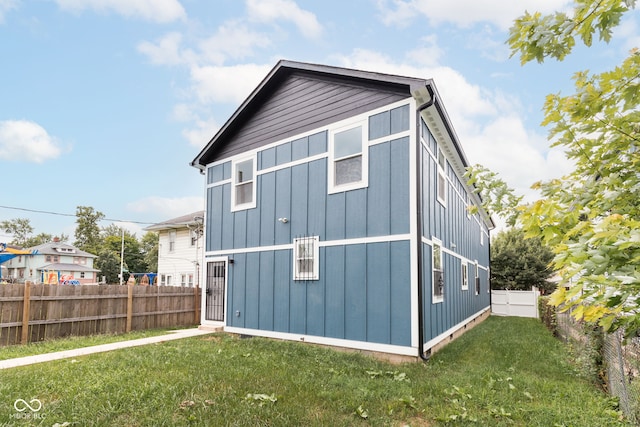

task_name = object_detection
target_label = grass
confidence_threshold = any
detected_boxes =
[0,317,630,426]
[0,328,178,361]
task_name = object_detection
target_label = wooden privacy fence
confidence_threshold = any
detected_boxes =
[0,282,201,346]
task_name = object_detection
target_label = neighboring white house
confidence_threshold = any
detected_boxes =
[3,239,99,285]
[145,210,204,287]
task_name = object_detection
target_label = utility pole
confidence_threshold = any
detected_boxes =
[119,227,125,285]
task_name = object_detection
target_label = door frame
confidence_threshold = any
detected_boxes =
[201,256,228,328]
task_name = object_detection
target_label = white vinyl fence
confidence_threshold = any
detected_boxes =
[491,288,539,318]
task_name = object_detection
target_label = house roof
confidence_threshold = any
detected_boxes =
[27,241,97,258]
[39,263,100,272]
[191,60,435,169]
[145,210,205,231]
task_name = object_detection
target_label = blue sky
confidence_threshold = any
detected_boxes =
[0,0,638,241]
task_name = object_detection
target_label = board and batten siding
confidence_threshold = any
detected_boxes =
[207,71,410,161]
[205,102,414,347]
[225,241,411,346]
[419,121,490,345]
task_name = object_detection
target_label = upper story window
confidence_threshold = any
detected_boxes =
[169,230,176,253]
[45,255,59,263]
[329,122,368,193]
[232,156,256,211]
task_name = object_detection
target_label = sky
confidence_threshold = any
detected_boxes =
[0,0,638,242]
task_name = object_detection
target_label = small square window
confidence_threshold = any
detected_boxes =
[293,236,319,281]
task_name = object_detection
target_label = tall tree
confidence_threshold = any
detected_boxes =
[0,218,34,247]
[469,0,640,336]
[140,231,159,273]
[74,206,104,254]
[95,249,120,284]
[103,229,145,274]
[490,228,555,293]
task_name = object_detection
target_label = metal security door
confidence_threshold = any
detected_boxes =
[205,261,226,321]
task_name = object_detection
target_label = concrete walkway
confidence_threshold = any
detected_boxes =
[0,328,215,370]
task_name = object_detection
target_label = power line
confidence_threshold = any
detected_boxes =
[0,205,156,225]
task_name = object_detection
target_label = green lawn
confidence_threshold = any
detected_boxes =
[0,317,629,426]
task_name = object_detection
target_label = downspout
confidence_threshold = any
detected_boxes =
[415,84,435,361]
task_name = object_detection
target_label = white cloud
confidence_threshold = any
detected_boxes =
[0,0,17,23]
[126,196,205,221]
[405,35,444,67]
[171,104,220,148]
[463,116,573,200]
[197,21,271,64]
[0,120,63,163]
[246,0,323,39]
[55,0,186,23]
[137,32,194,66]
[378,0,573,30]
[189,63,271,105]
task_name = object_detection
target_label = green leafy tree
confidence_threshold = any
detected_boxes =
[74,206,105,255]
[490,228,555,293]
[140,231,159,273]
[1,218,34,246]
[95,249,120,284]
[103,229,145,274]
[469,0,640,336]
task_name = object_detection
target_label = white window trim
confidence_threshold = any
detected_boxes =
[231,154,257,212]
[436,149,447,207]
[461,262,469,291]
[328,119,369,194]
[168,230,176,253]
[432,238,444,304]
[293,236,319,281]
[474,261,480,295]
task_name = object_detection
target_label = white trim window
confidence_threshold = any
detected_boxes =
[328,121,368,193]
[432,239,444,303]
[293,236,319,281]
[436,149,447,207]
[475,262,480,295]
[231,155,257,211]
[168,230,176,253]
[461,262,469,291]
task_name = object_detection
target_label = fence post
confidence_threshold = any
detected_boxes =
[194,286,200,325]
[126,284,133,333]
[21,281,32,344]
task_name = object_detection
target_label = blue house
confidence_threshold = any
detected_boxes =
[191,60,492,359]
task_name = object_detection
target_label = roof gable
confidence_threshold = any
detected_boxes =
[191,60,428,168]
